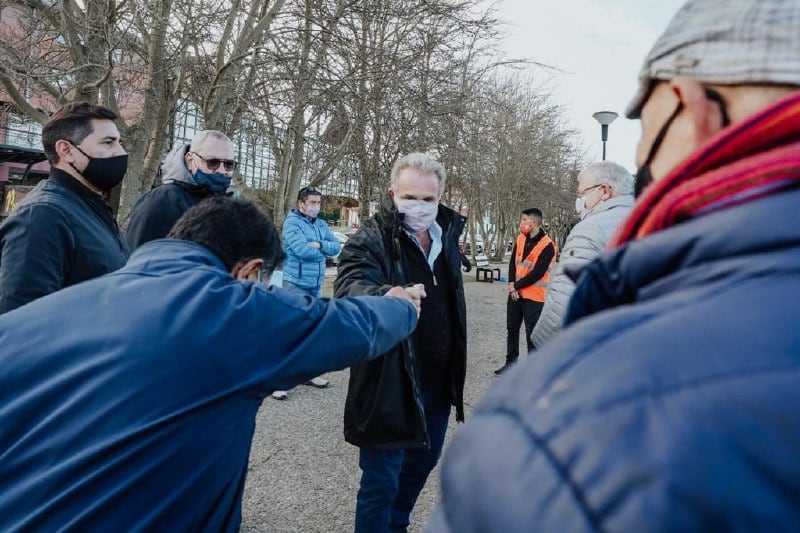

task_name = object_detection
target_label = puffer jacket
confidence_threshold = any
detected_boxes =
[334,195,467,449]
[281,209,340,290]
[126,142,219,249]
[428,187,800,531]
[531,195,632,348]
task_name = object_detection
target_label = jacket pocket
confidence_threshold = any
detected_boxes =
[346,348,417,444]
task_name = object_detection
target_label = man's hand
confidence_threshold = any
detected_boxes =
[508,283,519,301]
[308,241,321,249]
[385,283,426,316]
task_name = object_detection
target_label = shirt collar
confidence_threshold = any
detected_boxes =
[404,221,443,271]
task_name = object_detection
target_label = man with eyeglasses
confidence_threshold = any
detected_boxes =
[428,1,800,530]
[272,185,342,397]
[126,130,237,249]
[530,161,633,348]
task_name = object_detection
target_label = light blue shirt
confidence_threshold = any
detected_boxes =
[404,221,443,271]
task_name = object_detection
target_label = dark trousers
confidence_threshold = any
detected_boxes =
[354,388,451,533]
[506,297,544,362]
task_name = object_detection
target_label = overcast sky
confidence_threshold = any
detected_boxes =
[495,0,685,171]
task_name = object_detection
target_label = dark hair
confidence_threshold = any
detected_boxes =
[522,208,543,222]
[168,197,283,274]
[42,102,118,164]
[297,186,323,202]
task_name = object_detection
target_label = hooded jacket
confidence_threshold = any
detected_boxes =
[0,239,417,531]
[428,187,800,532]
[281,209,341,290]
[531,195,632,348]
[334,195,467,449]
[126,143,222,249]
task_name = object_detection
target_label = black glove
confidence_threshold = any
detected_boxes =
[460,253,472,272]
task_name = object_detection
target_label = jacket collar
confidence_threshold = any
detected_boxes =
[49,167,101,200]
[587,195,634,217]
[125,239,229,275]
[565,187,800,326]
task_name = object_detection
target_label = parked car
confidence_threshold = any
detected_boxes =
[326,231,349,266]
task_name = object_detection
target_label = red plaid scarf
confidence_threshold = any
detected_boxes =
[611,91,800,247]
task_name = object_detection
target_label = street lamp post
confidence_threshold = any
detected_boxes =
[592,111,619,160]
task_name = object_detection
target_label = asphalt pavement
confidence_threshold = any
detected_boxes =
[240,269,530,532]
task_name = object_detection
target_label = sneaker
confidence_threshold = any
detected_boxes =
[305,376,329,388]
[494,362,516,376]
[272,390,288,400]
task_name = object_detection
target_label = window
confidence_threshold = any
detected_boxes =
[5,114,42,150]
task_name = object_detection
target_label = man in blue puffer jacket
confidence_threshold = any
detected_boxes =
[429,0,800,531]
[0,196,422,532]
[277,185,342,395]
[282,185,341,297]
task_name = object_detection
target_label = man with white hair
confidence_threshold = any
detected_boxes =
[428,0,800,530]
[127,130,236,249]
[335,152,467,533]
[531,161,633,348]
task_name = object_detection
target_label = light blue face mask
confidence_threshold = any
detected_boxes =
[193,169,231,194]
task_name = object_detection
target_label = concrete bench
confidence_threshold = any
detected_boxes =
[475,255,501,282]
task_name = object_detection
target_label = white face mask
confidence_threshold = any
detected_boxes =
[574,186,602,221]
[396,198,439,233]
[304,204,320,218]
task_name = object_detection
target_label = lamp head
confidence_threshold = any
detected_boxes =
[592,111,619,125]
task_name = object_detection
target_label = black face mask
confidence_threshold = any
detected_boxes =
[634,101,682,198]
[634,88,731,198]
[70,144,129,191]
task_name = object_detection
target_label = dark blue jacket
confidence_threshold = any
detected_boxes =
[0,169,129,314]
[0,239,417,531]
[429,188,800,532]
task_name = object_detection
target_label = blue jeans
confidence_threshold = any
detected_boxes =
[282,280,322,299]
[354,388,451,533]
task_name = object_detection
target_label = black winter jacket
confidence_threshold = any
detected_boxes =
[334,195,467,449]
[0,169,129,314]
[126,182,211,250]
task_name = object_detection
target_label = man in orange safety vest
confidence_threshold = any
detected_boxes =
[495,207,556,375]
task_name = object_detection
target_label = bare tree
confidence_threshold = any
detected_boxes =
[0,0,580,238]
[445,75,582,261]
[0,0,292,224]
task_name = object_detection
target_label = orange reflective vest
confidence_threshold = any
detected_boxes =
[514,233,555,302]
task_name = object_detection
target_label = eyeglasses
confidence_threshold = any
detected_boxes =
[193,153,237,172]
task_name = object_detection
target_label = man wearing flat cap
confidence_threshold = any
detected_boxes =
[427,1,800,530]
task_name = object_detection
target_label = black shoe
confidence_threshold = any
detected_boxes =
[494,361,516,375]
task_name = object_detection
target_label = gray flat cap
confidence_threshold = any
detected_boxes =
[626,0,800,118]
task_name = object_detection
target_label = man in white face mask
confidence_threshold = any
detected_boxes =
[274,185,343,398]
[531,160,633,348]
[334,152,468,533]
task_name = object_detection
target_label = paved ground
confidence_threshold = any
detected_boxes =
[240,268,528,532]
